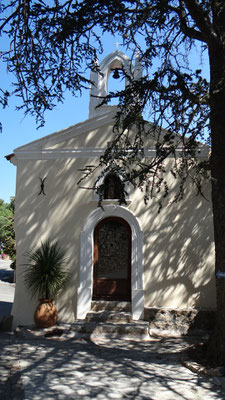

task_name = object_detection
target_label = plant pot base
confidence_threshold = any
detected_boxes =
[34,299,58,328]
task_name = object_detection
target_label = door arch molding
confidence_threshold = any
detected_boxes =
[77,205,144,320]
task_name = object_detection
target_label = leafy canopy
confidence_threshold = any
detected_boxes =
[0,197,16,259]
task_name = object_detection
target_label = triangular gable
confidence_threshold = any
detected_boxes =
[11,109,158,160]
[9,107,209,162]
[13,108,118,153]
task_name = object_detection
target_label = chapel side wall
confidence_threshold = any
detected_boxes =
[128,168,216,310]
[12,157,98,327]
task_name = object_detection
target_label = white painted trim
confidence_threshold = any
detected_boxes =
[14,148,105,160]
[77,205,144,320]
[13,146,209,161]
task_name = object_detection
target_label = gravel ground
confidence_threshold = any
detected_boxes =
[1,334,225,400]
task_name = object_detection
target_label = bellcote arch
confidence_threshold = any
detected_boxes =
[89,49,142,119]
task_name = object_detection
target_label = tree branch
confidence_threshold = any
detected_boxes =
[177,3,206,42]
[183,0,218,44]
[0,2,21,32]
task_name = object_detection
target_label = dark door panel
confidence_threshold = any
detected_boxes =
[93,217,131,301]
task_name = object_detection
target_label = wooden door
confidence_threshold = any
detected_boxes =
[93,217,131,301]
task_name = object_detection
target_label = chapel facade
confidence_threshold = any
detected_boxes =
[8,50,216,328]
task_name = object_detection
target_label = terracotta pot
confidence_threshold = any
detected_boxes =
[34,299,58,328]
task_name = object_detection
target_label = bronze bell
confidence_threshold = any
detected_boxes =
[112,68,120,79]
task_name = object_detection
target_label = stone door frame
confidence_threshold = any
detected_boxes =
[77,205,144,320]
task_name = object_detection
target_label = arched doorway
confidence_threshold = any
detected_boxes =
[77,205,144,320]
[93,217,131,301]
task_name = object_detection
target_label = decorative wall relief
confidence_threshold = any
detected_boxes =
[38,177,46,196]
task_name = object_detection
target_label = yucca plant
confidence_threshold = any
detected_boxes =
[23,240,69,300]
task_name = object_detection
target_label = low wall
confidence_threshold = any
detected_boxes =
[144,308,216,335]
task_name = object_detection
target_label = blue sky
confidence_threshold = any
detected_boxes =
[0,32,209,204]
[0,81,90,202]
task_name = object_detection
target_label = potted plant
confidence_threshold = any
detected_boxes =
[23,240,69,328]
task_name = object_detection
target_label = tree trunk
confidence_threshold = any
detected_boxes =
[206,33,225,365]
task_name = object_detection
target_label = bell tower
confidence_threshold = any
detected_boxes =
[89,50,142,119]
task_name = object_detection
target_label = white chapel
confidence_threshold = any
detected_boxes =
[7,50,216,329]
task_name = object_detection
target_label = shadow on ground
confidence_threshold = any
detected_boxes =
[1,335,224,400]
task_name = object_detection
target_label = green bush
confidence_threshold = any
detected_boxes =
[23,240,69,300]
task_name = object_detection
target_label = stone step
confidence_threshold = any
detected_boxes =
[86,310,133,324]
[69,301,150,340]
[91,301,131,312]
[71,320,150,339]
